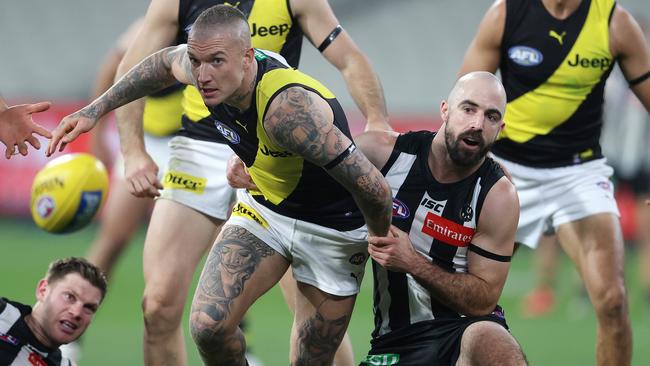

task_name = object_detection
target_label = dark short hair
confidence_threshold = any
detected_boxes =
[192,4,248,35]
[46,257,107,301]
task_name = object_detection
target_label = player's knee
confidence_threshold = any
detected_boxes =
[461,322,527,365]
[141,292,184,333]
[189,314,237,351]
[593,284,628,322]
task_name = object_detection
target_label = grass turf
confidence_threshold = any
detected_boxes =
[1,217,648,365]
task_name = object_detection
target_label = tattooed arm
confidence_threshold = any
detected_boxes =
[47,45,194,155]
[263,87,392,236]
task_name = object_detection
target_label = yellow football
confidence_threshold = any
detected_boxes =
[30,153,108,233]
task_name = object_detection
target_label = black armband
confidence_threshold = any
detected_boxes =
[324,143,356,170]
[628,70,650,87]
[317,25,343,52]
[469,243,512,262]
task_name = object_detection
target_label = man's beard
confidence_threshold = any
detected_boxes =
[444,127,492,166]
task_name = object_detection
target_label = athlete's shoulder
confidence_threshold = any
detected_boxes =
[394,130,435,155]
[478,156,507,184]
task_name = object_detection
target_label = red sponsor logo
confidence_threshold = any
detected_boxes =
[421,212,475,247]
[28,352,47,366]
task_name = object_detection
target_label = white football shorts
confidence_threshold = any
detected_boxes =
[158,135,237,220]
[492,157,620,249]
[224,189,369,296]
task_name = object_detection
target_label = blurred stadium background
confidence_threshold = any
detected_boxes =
[2,0,650,364]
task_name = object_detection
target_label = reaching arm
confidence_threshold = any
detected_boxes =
[369,177,519,316]
[610,5,650,113]
[293,0,390,131]
[263,87,392,236]
[47,45,193,156]
[457,0,505,77]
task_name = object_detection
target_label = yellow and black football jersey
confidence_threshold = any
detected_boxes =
[206,50,364,230]
[496,0,616,167]
[177,0,303,142]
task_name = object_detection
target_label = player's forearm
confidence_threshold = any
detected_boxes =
[410,255,497,316]
[85,49,177,123]
[331,150,392,236]
[115,100,147,155]
[340,54,389,129]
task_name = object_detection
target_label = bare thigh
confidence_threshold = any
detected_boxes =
[457,321,526,366]
[191,225,290,331]
[143,198,223,308]
[556,213,625,299]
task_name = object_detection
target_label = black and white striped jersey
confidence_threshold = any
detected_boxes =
[0,298,71,366]
[372,131,506,338]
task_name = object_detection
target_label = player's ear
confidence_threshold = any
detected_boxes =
[440,100,449,122]
[243,47,254,67]
[35,279,49,301]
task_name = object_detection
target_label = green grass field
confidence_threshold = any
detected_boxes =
[1,217,649,365]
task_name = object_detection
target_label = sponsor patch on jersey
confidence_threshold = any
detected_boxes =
[392,198,410,219]
[163,171,207,194]
[260,144,292,157]
[232,202,269,228]
[421,212,475,247]
[0,333,19,346]
[361,354,400,366]
[215,121,241,144]
[508,46,543,66]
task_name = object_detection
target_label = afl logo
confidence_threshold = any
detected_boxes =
[36,196,55,218]
[215,121,241,144]
[392,198,410,219]
[508,46,543,66]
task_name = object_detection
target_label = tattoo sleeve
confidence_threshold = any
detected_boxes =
[264,87,392,236]
[82,45,187,120]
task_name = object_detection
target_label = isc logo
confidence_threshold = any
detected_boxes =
[420,197,445,214]
[508,46,543,66]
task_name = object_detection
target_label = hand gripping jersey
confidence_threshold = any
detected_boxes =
[0,298,71,366]
[176,0,304,141]
[207,50,364,231]
[371,131,505,337]
[495,0,616,167]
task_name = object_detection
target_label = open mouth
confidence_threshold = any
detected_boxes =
[201,87,218,97]
[59,320,78,334]
[462,137,480,147]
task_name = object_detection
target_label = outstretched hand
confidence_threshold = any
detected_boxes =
[47,109,99,156]
[368,225,421,272]
[0,101,52,159]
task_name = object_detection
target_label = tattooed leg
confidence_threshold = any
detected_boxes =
[291,282,357,366]
[190,225,289,366]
